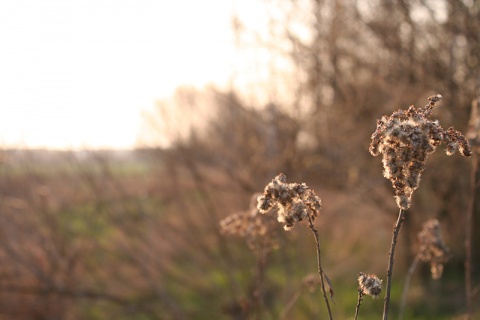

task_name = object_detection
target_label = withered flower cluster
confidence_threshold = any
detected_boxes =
[256,173,322,230]
[417,219,451,279]
[370,94,471,209]
[220,193,278,251]
[303,273,321,293]
[357,272,383,298]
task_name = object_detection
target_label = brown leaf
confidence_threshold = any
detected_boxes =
[324,271,335,304]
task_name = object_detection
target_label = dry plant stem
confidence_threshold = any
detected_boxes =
[253,249,267,320]
[398,255,420,320]
[354,289,364,320]
[383,208,406,320]
[280,290,301,320]
[308,216,333,320]
[465,152,477,319]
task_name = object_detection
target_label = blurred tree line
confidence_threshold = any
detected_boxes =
[0,0,479,318]
[145,0,480,258]
[142,0,480,315]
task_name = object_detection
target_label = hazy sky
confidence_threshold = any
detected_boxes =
[0,0,259,149]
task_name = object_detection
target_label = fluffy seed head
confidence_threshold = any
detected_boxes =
[357,272,383,298]
[370,95,471,209]
[303,273,321,293]
[220,193,279,251]
[257,173,322,230]
[417,219,451,279]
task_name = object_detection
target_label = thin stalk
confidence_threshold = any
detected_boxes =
[308,216,333,320]
[354,289,364,320]
[398,254,420,320]
[465,152,477,319]
[252,248,267,320]
[280,290,301,319]
[383,208,406,320]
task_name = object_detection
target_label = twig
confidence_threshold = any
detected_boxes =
[398,254,420,320]
[252,248,267,320]
[383,208,406,320]
[354,288,364,320]
[308,216,333,320]
[280,290,301,320]
[465,152,478,319]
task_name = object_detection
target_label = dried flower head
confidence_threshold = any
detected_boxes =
[257,173,322,230]
[358,272,383,298]
[220,193,279,251]
[370,95,471,209]
[417,218,451,279]
[303,273,321,293]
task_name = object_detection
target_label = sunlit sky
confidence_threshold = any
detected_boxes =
[0,0,264,149]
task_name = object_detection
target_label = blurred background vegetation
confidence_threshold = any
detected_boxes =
[1,0,480,319]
